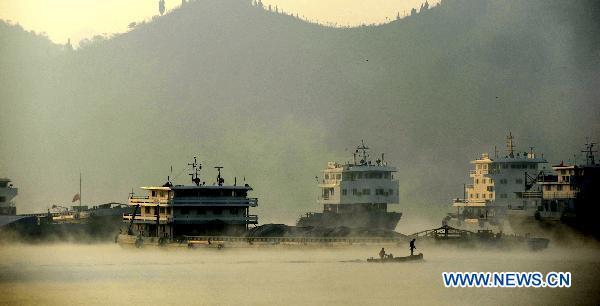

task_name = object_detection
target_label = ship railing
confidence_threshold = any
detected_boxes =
[183,235,406,244]
[128,198,170,205]
[520,191,542,198]
[129,196,150,201]
[123,214,172,222]
[171,197,258,207]
[173,215,258,222]
[542,191,578,199]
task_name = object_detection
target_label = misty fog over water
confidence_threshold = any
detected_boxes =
[1,0,598,225]
[0,243,599,305]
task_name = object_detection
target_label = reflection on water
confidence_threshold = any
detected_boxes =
[0,243,599,305]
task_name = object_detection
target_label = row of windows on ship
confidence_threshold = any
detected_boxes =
[142,206,243,215]
[475,163,538,170]
[474,178,524,185]
[324,172,392,181]
[323,188,394,197]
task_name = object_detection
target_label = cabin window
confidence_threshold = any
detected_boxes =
[152,191,156,197]
[362,189,370,195]
[476,164,481,170]
[389,189,393,195]
[502,164,508,169]
[375,189,385,195]
[384,173,390,179]
[160,207,165,214]
[336,174,341,180]
[145,207,150,214]
[342,189,347,196]
[329,188,334,196]
[166,207,171,214]
[0,182,6,188]
[516,179,523,184]
[357,173,363,179]
[557,185,563,191]
[352,189,358,195]
[0,196,5,202]
[325,174,329,179]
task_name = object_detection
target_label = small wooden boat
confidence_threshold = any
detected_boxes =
[367,253,423,263]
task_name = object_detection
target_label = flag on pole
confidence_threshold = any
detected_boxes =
[72,193,81,202]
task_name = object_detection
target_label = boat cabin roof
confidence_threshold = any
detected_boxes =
[141,185,252,191]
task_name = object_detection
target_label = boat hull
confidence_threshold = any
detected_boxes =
[297,211,402,231]
[367,253,423,262]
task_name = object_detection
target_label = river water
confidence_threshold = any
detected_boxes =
[0,243,598,305]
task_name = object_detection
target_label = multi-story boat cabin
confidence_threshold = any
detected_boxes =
[448,133,547,230]
[124,159,258,238]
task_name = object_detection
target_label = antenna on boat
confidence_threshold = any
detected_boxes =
[188,157,201,186]
[215,166,224,186]
[357,140,370,165]
[506,132,515,158]
[582,141,597,166]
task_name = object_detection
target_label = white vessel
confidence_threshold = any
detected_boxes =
[297,141,401,230]
[445,133,547,233]
[120,157,258,242]
[0,178,18,215]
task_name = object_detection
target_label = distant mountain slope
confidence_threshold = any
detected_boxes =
[1,0,598,228]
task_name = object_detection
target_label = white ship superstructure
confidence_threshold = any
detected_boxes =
[297,141,401,230]
[448,133,546,231]
[0,178,18,215]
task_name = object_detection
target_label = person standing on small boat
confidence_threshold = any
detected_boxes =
[410,239,416,256]
[379,248,386,259]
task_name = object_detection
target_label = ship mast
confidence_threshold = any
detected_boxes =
[356,140,370,165]
[582,142,597,166]
[215,166,224,186]
[188,157,202,186]
[506,132,515,158]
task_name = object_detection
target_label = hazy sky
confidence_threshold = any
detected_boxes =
[0,0,436,45]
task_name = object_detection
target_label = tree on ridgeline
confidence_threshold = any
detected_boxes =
[159,0,166,16]
[396,12,400,20]
[420,1,429,13]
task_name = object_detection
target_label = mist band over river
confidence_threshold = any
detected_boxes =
[0,243,599,305]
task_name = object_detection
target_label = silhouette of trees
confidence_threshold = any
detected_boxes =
[159,0,166,16]
[420,1,430,13]
[397,12,400,20]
